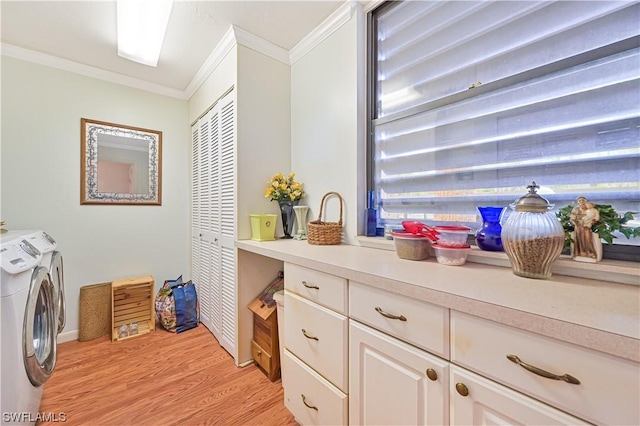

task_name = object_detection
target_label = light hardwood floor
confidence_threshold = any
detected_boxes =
[38,325,297,425]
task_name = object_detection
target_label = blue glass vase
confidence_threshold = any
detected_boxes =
[475,206,505,251]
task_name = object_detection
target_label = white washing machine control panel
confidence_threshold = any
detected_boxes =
[0,239,42,274]
[21,231,57,255]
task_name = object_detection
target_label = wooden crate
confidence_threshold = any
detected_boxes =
[248,297,280,381]
[111,275,155,342]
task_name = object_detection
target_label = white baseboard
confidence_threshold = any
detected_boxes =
[57,329,78,344]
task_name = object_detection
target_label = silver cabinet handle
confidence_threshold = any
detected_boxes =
[301,329,319,341]
[302,280,319,290]
[507,354,580,385]
[375,306,407,321]
[301,394,318,411]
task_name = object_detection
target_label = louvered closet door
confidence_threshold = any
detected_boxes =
[191,89,236,359]
[207,107,222,340]
[192,111,216,334]
[191,123,202,320]
[218,93,236,357]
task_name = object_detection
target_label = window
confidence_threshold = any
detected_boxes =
[368,1,640,249]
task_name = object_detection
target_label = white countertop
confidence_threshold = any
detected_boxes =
[236,239,640,362]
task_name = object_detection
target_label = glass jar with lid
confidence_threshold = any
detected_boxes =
[502,181,564,279]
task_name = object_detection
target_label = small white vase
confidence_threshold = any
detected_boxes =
[293,205,310,240]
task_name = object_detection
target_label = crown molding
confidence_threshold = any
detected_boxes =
[289,0,357,65]
[182,26,236,100]
[1,43,186,100]
[232,26,290,65]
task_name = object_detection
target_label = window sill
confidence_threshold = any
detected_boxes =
[356,236,639,286]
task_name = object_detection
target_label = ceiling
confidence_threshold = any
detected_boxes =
[1,1,347,95]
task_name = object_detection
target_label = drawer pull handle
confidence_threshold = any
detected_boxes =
[375,306,407,321]
[301,329,319,341]
[506,354,581,385]
[455,382,469,397]
[301,394,318,411]
[302,280,319,290]
[426,368,438,381]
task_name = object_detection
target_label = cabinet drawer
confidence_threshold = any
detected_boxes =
[451,311,639,426]
[251,340,272,374]
[450,365,588,425]
[285,291,348,392]
[285,263,347,314]
[349,281,449,358]
[283,350,348,426]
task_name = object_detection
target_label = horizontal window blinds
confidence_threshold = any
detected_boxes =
[372,0,640,229]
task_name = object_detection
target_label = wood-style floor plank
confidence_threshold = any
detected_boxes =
[37,325,297,426]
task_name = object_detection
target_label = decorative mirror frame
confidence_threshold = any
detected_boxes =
[81,118,162,205]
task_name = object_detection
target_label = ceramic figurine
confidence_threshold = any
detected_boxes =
[569,197,603,263]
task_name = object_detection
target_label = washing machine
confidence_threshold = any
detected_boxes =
[1,236,57,424]
[1,230,65,335]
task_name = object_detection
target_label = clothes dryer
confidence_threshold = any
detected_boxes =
[1,237,56,424]
[1,231,65,335]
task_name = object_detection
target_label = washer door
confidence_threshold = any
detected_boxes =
[23,266,56,386]
[49,251,66,334]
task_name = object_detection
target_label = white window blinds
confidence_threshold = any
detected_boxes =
[371,1,640,231]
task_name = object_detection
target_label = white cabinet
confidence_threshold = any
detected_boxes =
[191,89,237,358]
[349,281,449,359]
[450,366,587,425]
[451,310,640,426]
[285,292,348,392]
[283,349,348,426]
[349,320,449,426]
[283,263,348,424]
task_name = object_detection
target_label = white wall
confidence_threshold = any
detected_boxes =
[236,44,292,239]
[290,5,365,245]
[1,57,190,340]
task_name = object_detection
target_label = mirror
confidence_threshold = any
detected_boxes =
[81,118,162,205]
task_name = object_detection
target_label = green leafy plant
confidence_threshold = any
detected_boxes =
[557,203,640,248]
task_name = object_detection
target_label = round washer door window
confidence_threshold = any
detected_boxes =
[23,266,56,387]
[49,251,66,334]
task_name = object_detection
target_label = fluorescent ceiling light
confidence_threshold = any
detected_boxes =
[117,0,173,67]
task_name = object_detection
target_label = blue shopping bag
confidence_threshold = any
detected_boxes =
[173,280,199,333]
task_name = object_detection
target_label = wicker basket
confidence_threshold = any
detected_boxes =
[307,192,343,245]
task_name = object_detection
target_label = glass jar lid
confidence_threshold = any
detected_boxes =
[511,181,554,212]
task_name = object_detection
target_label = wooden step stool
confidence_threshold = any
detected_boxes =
[248,297,280,381]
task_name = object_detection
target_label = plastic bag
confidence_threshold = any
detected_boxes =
[173,282,199,333]
[155,276,199,333]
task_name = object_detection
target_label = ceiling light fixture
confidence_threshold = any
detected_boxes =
[117,0,173,67]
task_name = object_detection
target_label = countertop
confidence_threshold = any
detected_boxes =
[236,239,640,362]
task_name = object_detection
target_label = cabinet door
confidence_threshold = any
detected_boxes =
[450,366,589,425]
[349,320,449,426]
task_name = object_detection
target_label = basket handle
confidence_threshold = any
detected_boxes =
[316,192,343,225]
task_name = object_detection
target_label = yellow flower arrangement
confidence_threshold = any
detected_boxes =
[264,172,305,202]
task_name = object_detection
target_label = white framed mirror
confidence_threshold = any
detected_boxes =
[81,118,162,205]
